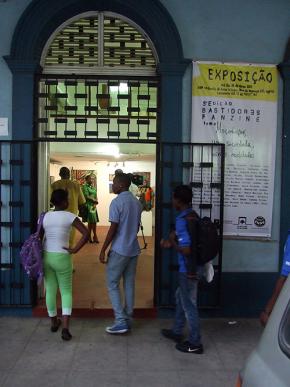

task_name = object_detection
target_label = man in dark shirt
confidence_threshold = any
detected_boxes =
[160,185,203,354]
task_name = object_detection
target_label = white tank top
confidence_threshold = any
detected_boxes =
[43,211,76,253]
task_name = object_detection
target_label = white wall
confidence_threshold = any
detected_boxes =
[49,159,156,226]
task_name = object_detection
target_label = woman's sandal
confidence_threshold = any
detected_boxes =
[61,328,72,341]
[51,318,61,332]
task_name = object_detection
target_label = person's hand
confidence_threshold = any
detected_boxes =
[169,231,176,244]
[160,239,172,248]
[99,251,107,264]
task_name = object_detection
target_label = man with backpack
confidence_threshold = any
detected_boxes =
[160,185,205,354]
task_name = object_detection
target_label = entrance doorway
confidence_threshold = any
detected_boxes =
[40,141,156,310]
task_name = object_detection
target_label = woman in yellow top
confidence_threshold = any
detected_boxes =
[82,174,99,243]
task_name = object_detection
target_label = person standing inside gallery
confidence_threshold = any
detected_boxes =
[51,166,86,246]
[99,173,142,334]
[82,174,99,243]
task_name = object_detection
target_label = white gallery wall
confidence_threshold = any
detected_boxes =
[50,159,156,227]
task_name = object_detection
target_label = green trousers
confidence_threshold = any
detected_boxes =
[43,251,72,317]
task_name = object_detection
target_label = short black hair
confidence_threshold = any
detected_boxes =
[114,173,131,188]
[173,185,192,204]
[59,167,70,178]
[51,189,68,206]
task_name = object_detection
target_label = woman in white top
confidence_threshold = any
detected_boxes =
[41,189,89,340]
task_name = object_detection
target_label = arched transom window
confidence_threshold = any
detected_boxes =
[42,13,157,75]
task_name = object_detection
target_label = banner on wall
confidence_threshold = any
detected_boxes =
[191,62,278,237]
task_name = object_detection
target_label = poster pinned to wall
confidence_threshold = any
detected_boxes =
[191,61,278,237]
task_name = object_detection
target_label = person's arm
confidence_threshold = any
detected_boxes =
[82,184,97,203]
[168,230,191,256]
[78,184,86,206]
[63,217,89,254]
[99,222,119,263]
[260,276,287,326]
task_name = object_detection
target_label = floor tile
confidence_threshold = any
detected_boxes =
[65,371,127,387]
[128,340,176,371]
[72,340,127,371]
[128,370,180,387]
[2,370,66,387]
[13,339,76,372]
[178,370,238,387]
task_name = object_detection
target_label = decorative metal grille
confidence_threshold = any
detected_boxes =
[44,14,156,69]
[103,16,156,68]
[156,143,225,307]
[36,75,159,141]
[45,18,99,66]
[0,141,37,306]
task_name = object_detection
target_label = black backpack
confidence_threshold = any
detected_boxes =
[185,211,219,269]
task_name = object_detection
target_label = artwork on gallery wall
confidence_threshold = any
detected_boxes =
[109,174,115,182]
[71,169,97,187]
[133,172,151,186]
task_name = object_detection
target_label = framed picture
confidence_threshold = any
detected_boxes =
[72,170,97,187]
[109,173,115,182]
[133,172,151,186]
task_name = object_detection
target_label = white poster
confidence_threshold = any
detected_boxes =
[191,62,278,237]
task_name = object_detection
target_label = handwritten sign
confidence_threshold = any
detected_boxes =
[0,118,8,136]
[191,62,278,237]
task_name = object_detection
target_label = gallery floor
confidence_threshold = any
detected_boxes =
[37,226,155,312]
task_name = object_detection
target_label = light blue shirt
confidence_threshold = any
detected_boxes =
[109,191,142,257]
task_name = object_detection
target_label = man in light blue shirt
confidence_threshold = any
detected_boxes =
[99,173,142,334]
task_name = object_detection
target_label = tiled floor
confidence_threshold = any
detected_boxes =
[0,317,263,387]
[38,226,155,309]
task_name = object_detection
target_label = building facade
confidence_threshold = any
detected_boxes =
[1,0,290,316]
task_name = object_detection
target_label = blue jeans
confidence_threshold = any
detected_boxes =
[172,270,202,346]
[106,250,138,325]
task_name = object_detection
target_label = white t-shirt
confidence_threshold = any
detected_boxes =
[43,211,76,253]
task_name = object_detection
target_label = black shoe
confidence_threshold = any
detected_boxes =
[175,341,203,354]
[61,328,72,341]
[50,318,61,332]
[161,329,183,343]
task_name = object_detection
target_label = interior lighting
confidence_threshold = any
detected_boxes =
[99,144,120,158]
[110,82,128,93]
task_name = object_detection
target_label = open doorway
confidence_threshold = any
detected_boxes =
[41,141,156,311]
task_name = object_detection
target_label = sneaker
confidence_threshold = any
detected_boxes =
[161,329,183,343]
[175,341,203,354]
[105,323,129,334]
